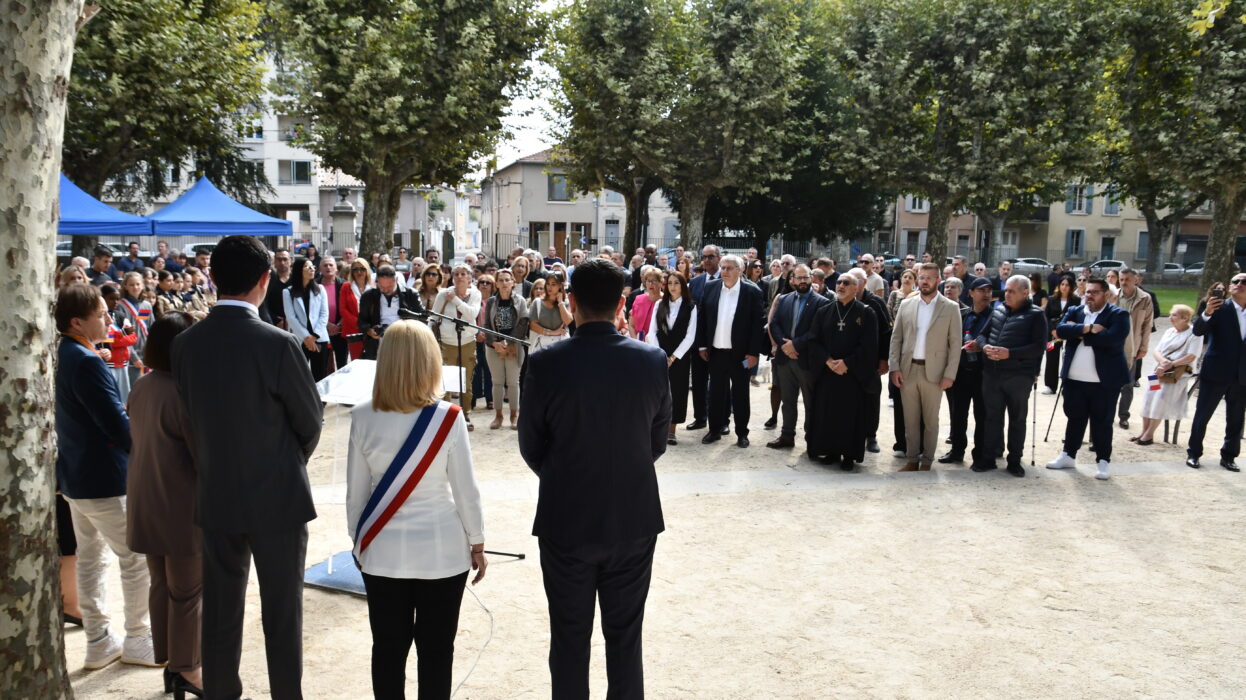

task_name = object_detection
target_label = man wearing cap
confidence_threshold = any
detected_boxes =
[940,277,994,464]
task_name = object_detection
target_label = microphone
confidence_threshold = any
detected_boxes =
[398,307,429,321]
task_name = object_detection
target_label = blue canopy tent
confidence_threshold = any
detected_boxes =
[58,174,152,235]
[149,177,292,236]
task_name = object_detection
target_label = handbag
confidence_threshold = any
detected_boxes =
[1159,365,1188,384]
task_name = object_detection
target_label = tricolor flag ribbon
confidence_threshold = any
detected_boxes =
[354,401,460,556]
[1148,374,1161,391]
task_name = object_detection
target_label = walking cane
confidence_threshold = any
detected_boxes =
[1044,379,1063,442]
[1031,377,1038,467]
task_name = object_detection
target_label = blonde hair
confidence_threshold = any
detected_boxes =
[371,321,443,412]
[1170,303,1193,321]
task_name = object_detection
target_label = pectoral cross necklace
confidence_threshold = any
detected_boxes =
[834,302,850,331]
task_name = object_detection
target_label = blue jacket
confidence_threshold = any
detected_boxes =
[1192,299,1246,385]
[689,269,721,305]
[1055,303,1131,391]
[769,289,829,370]
[56,339,131,499]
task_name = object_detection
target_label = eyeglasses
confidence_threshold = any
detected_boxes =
[835,280,853,287]
[1231,279,1246,285]
[478,281,493,287]
[702,254,719,259]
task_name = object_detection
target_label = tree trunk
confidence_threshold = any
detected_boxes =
[1140,207,1170,276]
[1,0,84,697]
[678,188,710,253]
[976,208,1006,268]
[637,180,658,248]
[360,180,399,259]
[621,190,638,256]
[926,196,953,263]
[1204,185,1246,287]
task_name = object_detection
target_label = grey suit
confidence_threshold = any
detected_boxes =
[172,302,322,700]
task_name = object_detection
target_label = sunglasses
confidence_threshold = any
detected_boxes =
[478,281,493,286]
[1231,279,1246,285]
[836,280,853,287]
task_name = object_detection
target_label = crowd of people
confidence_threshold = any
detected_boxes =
[51,234,1246,699]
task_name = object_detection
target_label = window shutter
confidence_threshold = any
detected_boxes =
[1085,185,1095,214]
[1065,185,1075,213]
[1065,228,1074,257]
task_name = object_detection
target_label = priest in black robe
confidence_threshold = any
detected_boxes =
[807,273,879,469]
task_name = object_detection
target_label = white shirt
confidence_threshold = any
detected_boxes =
[866,272,886,296]
[214,299,258,314]
[911,294,937,360]
[378,290,402,327]
[346,400,484,578]
[711,281,742,350]
[432,286,483,346]
[1068,307,1102,383]
[646,298,699,360]
[1201,299,1246,340]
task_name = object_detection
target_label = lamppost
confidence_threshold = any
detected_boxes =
[633,176,646,250]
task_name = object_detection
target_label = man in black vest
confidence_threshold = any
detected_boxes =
[767,264,829,448]
[940,277,993,464]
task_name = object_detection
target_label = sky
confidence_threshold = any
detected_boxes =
[481,58,558,178]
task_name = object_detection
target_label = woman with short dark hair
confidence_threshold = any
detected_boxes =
[126,312,203,697]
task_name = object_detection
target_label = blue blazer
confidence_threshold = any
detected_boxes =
[695,279,766,359]
[55,339,131,499]
[689,270,721,305]
[1192,300,1246,385]
[769,290,829,370]
[519,322,669,546]
[1055,303,1131,391]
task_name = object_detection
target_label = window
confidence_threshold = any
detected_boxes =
[1065,228,1085,257]
[603,190,624,204]
[905,195,928,213]
[1137,230,1148,256]
[1065,184,1093,215]
[548,175,571,202]
[242,119,263,140]
[1103,193,1120,216]
[278,160,312,185]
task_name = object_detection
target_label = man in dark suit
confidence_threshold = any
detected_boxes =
[519,258,670,700]
[767,264,829,449]
[1185,271,1246,471]
[172,235,323,700]
[685,245,722,430]
[696,254,766,447]
[1045,277,1130,480]
[356,265,423,360]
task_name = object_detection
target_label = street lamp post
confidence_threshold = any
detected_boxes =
[633,176,646,250]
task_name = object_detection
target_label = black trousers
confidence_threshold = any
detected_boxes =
[979,372,1033,468]
[708,349,750,437]
[947,367,984,460]
[864,376,882,440]
[689,351,709,422]
[329,334,349,372]
[1043,342,1062,391]
[540,535,657,700]
[1186,378,1246,461]
[202,525,307,700]
[361,571,469,700]
[302,342,330,382]
[667,355,691,424]
[889,382,905,451]
[1062,379,1116,463]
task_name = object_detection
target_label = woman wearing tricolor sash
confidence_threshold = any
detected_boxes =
[346,320,486,700]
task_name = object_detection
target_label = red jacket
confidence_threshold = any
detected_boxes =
[105,321,137,369]
[339,283,363,360]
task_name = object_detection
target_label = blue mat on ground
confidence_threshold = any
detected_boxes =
[304,551,365,597]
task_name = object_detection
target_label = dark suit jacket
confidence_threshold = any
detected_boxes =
[356,287,424,359]
[1192,299,1246,385]
[769,290,829,371]
[688,270,721,305]
[695,279,766,358]
[172,303,322,533]
[1055,303,1131,391]
[519,322,669,546]
[56,339,131,499]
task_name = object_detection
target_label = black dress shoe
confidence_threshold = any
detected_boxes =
[172,674,204,699]
[866,439,880,453]
[1186,457,1201,469]
[686,419,707,430]
[701,432,721,444]
[667,435,678,445]
[1221,459,1240,472]
[937,452,964,464]
[736,437,750,448]
[970,463,997,472]
[1006,464,1025,477]
[764,415,778,429]
[720,424,731,435]
[766,437,795,449]
[818,454,839,465]
[840,460,854,471]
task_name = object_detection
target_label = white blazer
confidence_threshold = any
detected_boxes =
[346,400,484,578]
[283,286,330,343]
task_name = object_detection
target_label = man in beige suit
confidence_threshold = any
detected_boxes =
[889,263,964,471]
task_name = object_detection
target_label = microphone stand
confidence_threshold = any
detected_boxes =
[398,305,530,562]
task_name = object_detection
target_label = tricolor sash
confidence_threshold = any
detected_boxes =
[354,401,461,556]
[120,299,149,340]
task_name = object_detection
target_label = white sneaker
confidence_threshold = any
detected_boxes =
[84,632,123,670]
[121,634,161,667]
[1046,452,1076,470]
[1096,460,1111,480]
[1041,387,1055,395]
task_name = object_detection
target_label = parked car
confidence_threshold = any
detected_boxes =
[1075,259,1143,276]
[189,242,217,257]
[1158,262,1185,282]
[1182,260,1240,282]
[56,240,153,265]
[1007,257,1054,276]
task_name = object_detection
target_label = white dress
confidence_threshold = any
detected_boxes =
[1140,327,1203,421]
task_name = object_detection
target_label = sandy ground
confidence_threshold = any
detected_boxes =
[68,322,1246,699]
